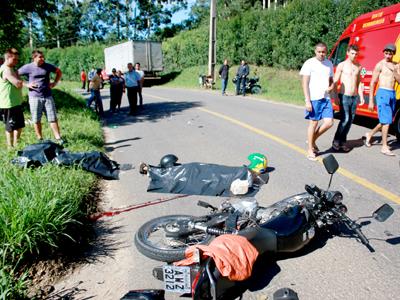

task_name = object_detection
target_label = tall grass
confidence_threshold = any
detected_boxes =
[0,82,102,298]
[162,65,304,105]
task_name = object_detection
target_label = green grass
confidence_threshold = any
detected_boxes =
[162,65,304,105]
[0,82,102,298]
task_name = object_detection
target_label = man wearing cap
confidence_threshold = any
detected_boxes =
[364,43,400,156]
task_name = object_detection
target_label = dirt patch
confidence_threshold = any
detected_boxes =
[25,185,105,299]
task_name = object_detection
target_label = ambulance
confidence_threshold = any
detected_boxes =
[329,3,400,141]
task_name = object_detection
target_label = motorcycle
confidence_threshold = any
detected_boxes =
[232,76,262,95]
[134,155,394,299]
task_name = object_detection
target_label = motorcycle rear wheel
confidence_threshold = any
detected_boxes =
[250,85,262,94]
[135,215,213,262]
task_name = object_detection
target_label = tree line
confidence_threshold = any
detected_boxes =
[163,0,398,71]
[1,0,397,81]
[0,0,191,51]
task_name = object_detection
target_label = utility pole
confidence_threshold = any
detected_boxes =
[208,0,216,81]
[55,0,60,48]
[28,13,34,50]
[126,0,130,39]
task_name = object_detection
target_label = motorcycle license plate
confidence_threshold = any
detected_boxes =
[163,266,191,294]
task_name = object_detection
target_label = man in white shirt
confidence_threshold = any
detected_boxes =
[135,62,145,107]
[125,63,141,115]
[300,42,334,160]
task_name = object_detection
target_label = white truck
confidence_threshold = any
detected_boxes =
[104,40,163,77]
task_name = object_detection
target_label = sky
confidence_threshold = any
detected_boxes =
[171,0,196,24]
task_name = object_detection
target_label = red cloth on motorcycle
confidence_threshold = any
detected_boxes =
[174,234,259,281]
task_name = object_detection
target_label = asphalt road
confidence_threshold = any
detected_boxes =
[52,87,400,300]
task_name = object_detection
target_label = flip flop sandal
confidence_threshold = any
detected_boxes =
[381,149,395,156]
[364,133,372,147]
[307,154,317,161]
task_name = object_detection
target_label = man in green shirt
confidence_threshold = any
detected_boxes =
[0,48,24,148]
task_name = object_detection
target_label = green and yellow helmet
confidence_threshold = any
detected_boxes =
[247,153,268,174]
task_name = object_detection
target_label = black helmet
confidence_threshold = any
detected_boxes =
[273,288,299,300]
[159,154,179,168]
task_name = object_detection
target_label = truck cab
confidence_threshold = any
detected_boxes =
[329,3,400,141]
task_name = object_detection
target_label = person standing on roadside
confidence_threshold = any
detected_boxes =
[331,44,365,152]
[300,42,334,161]
[108,68,120,113]
[18,50,65,144]
[0,48,25,148]
[87,69,103,117]
[87,68,95,92]
[116,70,125,112]
[219,59,230,96]
[364,44,400,156]
[236,60,249,96]
[80,69,87,90]
[135,62,145,108]
[125,63,141,115]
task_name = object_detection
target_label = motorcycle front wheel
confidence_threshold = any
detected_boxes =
[134,215,213,262]
[250,85,262,94]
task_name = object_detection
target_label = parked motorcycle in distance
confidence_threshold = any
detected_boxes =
[232,76,262,95]
[134,155,394,300]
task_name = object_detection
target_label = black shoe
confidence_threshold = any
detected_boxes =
[56,137,67,146]
[332,141,340,151]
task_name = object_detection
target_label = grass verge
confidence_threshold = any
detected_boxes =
[161,65,304,105]
[0,82,103,298]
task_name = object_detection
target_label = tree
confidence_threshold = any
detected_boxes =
[41,0,82,48]
[133,0,188,39]
[0,0,55,52]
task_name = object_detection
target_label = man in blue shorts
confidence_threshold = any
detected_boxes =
[300,42,334,160]
[18,50,65,144]
[365,44,400,156]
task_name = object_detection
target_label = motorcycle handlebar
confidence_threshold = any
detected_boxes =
[339,211,373,250]
[353,227,370,246]
[305,184,323,199]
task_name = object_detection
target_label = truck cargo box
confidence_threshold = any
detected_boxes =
[104,40,163,76]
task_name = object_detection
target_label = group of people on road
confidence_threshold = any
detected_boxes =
[0,49,65,148]
[84,62,144,117]
[300,42,400,160]
[218,59,250,96]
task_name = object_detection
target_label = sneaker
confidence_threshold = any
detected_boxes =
[56,137,67,146]
[332,141,340,151]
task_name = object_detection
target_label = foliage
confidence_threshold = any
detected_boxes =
[163,0,399,71]
[0,0,55,53]
[41,0,82,48]
[0,82,102,298]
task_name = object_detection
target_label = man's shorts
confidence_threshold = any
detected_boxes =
[305,98,333,121]
[29,96,58,123]
[1,105,25,132]
[376,88,396,125]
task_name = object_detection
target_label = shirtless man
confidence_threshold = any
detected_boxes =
[332,44,365,152]
[365,44,400,156]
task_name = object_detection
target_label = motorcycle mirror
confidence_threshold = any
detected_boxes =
[373,204,394,222]
[322,154,339,174]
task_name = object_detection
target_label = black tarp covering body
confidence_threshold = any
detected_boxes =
[11,141,119,179]
[147,162,258,196]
